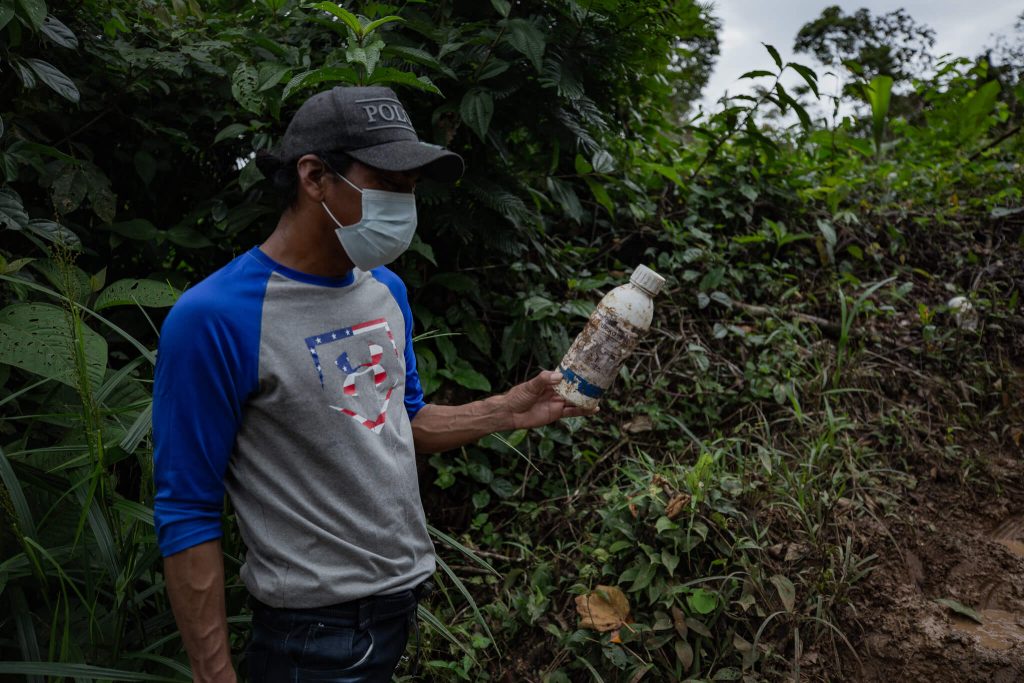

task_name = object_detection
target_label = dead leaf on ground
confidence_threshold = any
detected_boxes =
[671,606,687,638]
[576,585,631,632]
[623,415,653,433]
[665,493,691,519]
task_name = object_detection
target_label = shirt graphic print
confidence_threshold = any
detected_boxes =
[304,318,401,433]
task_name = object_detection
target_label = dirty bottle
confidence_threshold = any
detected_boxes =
[555,265,665,409]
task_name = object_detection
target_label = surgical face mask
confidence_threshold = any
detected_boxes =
[321,173,417,271]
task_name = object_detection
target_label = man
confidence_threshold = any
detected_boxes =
[152,85,592,683]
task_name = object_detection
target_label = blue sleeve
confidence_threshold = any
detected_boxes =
[371,267,426,421]
[152,264,265,557]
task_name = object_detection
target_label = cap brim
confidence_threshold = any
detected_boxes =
[346,140,465,183]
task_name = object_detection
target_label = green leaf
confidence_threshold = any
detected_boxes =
[166,224,213,248]
[866,75,893,153]
[490,477,516,498]
[25,219,80,249]
[739,70,774,80]
[0,303,107,389]
[477,58,510,81]
[107,219,158,241]
[584,177,614,217]
[52,166,88,215]
[94,279,180,311]
[574,154,592,175]
[0,188,29,230]
[0,445,37,538]
[346,35,385,76]
[282,66,358,100]
[214,123,249,144]
[770,574,796,612]
[490,0,511,17]
[16,0,46,29]
[439,361,491,392]
[788,62,819,98]
[763,43,782,69]
[0,5,15,31]
[40,14,77,48]
[591,150,614,174]
[256,62,291,92]
[25,58,79,103]
[546,177,583,223]
[686,588,718,615]
[239,159,264,191]
[307,2,363,37]
[362,15,403,35]
[655,516,678,533]
[365,67,441,94]
[935,598,982,624]
[460,89,494,141]
[503,19,546,72]
[231,63,262,113]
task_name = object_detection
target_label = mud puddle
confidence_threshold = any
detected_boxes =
[836,452,1024,683]
[947,514,1024,652]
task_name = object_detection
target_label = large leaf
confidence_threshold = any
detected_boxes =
[366,67,440,94]
[460,89,493,141]
[15,0,46,29]
[51,165,88,214]
[40,14,77,48]
[0,188,29,230]
[0,303,107,389]
[25,219,81,249]
[576,585,631,632]
[94,279,181,311]
[307,1,363,36]
[107,219,159,241]
[25,58,79,103]
[958,80,1000,143]
[231,62,261,113]
[282,66,358,100]
[770,574,796,612]
[0,5,15,31]
[866,75,893,154]
[503,18,546,72]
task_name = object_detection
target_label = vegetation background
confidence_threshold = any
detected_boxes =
[0,0,1021,680]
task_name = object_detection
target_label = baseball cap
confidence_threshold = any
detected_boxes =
[256,86,464,183]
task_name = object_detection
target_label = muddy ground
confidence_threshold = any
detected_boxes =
[831,445,1024,681]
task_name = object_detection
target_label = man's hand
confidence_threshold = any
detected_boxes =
[411,370,598,453]
[503,370,598,430]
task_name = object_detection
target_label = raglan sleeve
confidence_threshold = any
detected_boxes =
[372,267,426,420]
[151,293,256,557]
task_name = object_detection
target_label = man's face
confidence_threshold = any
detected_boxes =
[325,160,420,227]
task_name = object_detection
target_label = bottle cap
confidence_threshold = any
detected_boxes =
[630,265,665,296]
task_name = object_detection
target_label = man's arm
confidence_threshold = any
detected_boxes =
[411,370,596,453]
[164,539,236,683]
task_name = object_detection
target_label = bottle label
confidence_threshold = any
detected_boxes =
[559,307,642,396]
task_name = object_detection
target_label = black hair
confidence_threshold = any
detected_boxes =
[256,149,355,210]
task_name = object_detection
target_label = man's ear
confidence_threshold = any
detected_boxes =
[296,154,329,203]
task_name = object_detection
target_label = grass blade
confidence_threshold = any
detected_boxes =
[427,524,499,576]
[434,554,499,656]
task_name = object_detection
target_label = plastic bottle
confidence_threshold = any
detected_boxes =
[555,265,666,409]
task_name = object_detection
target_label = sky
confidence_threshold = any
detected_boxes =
[697,1,1023,113]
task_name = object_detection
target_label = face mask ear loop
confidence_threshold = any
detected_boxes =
[335,172,363,194]
[321,200,347,229]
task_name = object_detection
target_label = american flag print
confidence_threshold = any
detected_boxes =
[304,318,400,434]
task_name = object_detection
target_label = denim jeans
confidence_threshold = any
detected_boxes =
[244,589,417,683]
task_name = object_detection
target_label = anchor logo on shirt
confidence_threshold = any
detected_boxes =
[304,318,400,433]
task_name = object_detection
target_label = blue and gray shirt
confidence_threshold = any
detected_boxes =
[152,247,434,608]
